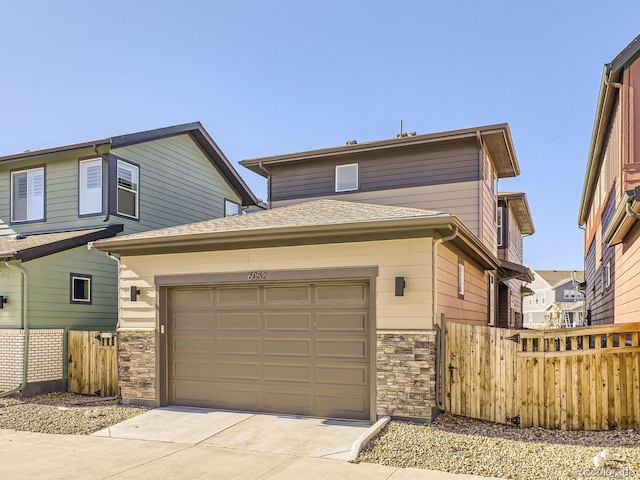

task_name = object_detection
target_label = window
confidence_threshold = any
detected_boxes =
[497,206,504,247]
[488,273,495,325]
[458,261,465,298]
[70,274,92,304]
[11,167,44,223]
[335,164,358,192]
[605,262,611,289]
[224,199,240,216]
[79,159,103,215]
[564,289,579,300]
[116,160,139,219]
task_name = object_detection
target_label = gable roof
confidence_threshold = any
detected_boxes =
[579,34,640,224]
[498,192,535,235]
[0,122,258,207]
[94,199,498,269]
[241,123,520,179]
[534,270,584,289]
[0,225,123,262]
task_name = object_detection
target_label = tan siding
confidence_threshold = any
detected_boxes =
[481,179,497,254]
[118,239,434,331]
[615,222,640,322]
[437,243,489,325]
[505,205,523,264]
[271,181,482,237]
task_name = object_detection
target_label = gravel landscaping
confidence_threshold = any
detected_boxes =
[0,393,149,435]
[358,414,640,479]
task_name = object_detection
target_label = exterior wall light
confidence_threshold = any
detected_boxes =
[395,277,406,296]
[130,286,141,301]
[0,296,7,308]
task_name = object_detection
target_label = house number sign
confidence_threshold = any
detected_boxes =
[247,271,267,281]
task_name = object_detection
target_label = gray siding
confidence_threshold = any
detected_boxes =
[270,140,480,202]
[271,181,482,237]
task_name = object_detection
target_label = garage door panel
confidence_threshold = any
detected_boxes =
[264,363,311,383]
[264,338,310,356]
[264,313,311,331]
[217,313,260,330]
[264,389,311,411]
[172,289,214,307]
[317,393,368,417]
[316,312,368,332]
[173,359,214,379]
[316,365,368,386]
[263,285,311,304]
[217,287,260,304]
[217,337,260,355]
[173,335,212,353]
[316,339,368,359]
[315,284,367,304]
[217,361,260,381]
[173,314,212,330]
[216,386,261,409]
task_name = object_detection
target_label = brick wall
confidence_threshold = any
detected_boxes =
[118,329,155,404]
[0,329,64,391]
[376,331,438,421]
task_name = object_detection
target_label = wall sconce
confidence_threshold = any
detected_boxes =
[395,277,406,297]
[0,296,7,308]
[130,286,141,302]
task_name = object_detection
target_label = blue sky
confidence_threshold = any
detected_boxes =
[1,1,639,270]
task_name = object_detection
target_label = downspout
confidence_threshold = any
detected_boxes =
[93,145,111,222]
[257,161,271,207]
[434,225,458,411]
[104,251,122,329]
[0,262,29,397]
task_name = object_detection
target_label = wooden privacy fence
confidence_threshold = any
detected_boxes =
[68,330,118,397]
[444,321,640,430]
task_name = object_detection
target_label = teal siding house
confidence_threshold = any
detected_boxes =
[0,122,257,395]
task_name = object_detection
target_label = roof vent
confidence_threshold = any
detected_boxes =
[346,139,358,145]
[409,131,417,136]
[396,133,408,138]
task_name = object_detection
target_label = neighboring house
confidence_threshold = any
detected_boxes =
[94,123,533,424]
[578,34,640,325]
[0,122,257,395]
[523,270,584,328]
[241,124,534,327]
[496,192,535,328]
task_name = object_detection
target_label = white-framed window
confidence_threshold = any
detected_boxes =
[11,167,45,223]
[488,273,495,325]
[335,164,358,192]
[116,160,139,219]
[224,199,240,217]
[458,261,465,298]
[70,273,92,304]
[564,289,579,300]
[79,158,103,215]
[497,206,504,247]
[605,262,611,289]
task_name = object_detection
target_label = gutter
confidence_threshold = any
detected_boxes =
[0,262,29,397]
[602,187,640,245]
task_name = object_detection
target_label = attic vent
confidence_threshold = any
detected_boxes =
[346,140,357,145]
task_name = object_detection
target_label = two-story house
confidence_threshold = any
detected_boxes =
[0,122,257,395]
[523,270,584,328]
[94,123,533,424]
[496,192,535,328]
[578,34,640,325]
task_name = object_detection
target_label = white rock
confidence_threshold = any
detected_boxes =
[599,450,612,461]
[593,455,606,468]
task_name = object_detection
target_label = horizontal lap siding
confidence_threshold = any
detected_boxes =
[616,222,640,322]
[271,181,481,237]
[113,134,241,233]
[481,179,497,254]
[270,141,479,202]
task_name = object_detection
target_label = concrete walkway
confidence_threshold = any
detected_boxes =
[0,408,504,479]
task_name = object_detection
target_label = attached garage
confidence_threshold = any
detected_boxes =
[165,281,371,420]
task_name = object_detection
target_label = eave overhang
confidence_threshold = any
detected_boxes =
[95,216,499,270]
[498,192,535,235]
[241,123,519,179]
[602,191,640,245]
[497,259,534,283]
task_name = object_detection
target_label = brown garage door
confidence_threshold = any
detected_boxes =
[166,281,371,420]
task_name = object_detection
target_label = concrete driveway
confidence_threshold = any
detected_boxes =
[93,407,375,460]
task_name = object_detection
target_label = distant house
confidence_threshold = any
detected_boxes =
[94,123,533,424]
[523,270,584,328]
[578,34,640,325]
[0,122,257,395]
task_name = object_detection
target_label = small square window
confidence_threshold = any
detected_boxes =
[70,274,92,304]
[458,261,465,298]
[224,199,240,216]
[335,164,358,192]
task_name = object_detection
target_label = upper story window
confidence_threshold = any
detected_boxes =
[564,289,579,300]
[79,158,103,216]
[335,164,358,192]
[224,199,240,216]
[116,160,139,219]
[11,166,45,223]
[458,260,465,298]
[497,206,504,247]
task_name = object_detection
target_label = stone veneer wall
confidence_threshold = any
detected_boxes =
[0,329,64,391]
[376,331,438,421]
[118,329,156,405]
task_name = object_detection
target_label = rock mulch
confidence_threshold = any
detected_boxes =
[0,393,148,435]
[357,414,640,479]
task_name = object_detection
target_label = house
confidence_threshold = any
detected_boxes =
[94,123,533,423]
[0,122,257,395]
[496,192,535,328]
[578,34,640,325]
[522,270,584,328]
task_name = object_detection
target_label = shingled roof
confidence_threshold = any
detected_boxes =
[535,270,584,288]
